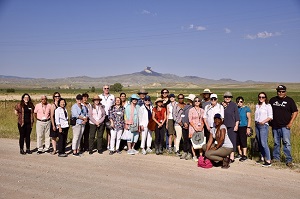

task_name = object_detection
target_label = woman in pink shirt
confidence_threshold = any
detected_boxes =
[188,96,205,161]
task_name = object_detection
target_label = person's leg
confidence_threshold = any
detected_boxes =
[72,124,81,153]
[281,127,292,163]
[36,121,44,152]
[61,127,69,154]
[154,125,160,154]
[182,128,189,153]
[236,127,242,156]
[227,127,237,161]
[140,127,147,150]
[204,125,210,144]
[110,129,117,151]
[174,125,182,152]
[24,123,32,152]
[97,124,104,152]
[44,121,51,151]
[255,124,265,159]
[272,128,282,161]
[57,131,64,154]
[18,123,25,154]
[260,124,271,162]
[89,124,97,152]
[165,130,169,150]
[206,147,233,162]
[239,126,248,157]
[76,125,85,153]
[159,125,165,154]
[146,128,152,150]
[116,129,122,151]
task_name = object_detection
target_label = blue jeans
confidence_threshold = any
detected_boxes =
[272,127,292,163]
[255,124,271,161]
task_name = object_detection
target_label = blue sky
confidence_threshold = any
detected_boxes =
[0,0,300,82]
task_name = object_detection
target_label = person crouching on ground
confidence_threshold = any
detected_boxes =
[202,113,233,169]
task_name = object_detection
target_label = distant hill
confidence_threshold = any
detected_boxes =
[0,67,264,89]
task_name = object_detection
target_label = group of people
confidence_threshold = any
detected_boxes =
[15,85,298,169]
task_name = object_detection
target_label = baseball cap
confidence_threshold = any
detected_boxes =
[214,113,222,119]
[276,85,286,91]
[144,95,151,101]
[169,93,175,98]
[210,94,218,99]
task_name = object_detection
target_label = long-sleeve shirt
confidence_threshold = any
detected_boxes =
[71,103,88,125]
[138,104,153,127]
[55,107,69,128]
[173,104,185,126]
[88,104,106,125]
[223,101,240,128]
[255,102,273,124]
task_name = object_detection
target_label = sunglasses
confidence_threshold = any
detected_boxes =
[54,96,60,98]
[238,101,243,103]
[104,88,109,90]
[178,97,184,99]
[162,92,169,94]
[277,91,286,93]
[258,96,266,99]
[210,97,217,101]
[194,100,201,102]
[144,99,150,101]
[224,96,232,98]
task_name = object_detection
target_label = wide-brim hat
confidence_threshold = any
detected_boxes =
[191,131,205,145]
[137,89,148,95]
[155,98,164,104]
[185,94,196,101]
[129,94,140,101]
[92,95,102,101]
[223,91,233,97]
[202,88,212,94]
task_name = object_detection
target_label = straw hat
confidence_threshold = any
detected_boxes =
[155,98,164,104]
[92,95,102,102]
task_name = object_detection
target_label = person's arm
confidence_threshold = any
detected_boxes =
[162,108,167,124]
[50,104,56,131]
[206,132,214,151]
[260,104,273,124]
[287,111,298,129]
[234,105,240,131]
[246,108,252,135]
[152,109,160,126]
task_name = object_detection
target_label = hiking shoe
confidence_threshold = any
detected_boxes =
[176,151,181,157]
[116,150,122,154]
[26,149,32,154]
[180,152,187,159]
[185,153,192,160]
[193,156,198,162]
[262,162,272,167]
[109,151,114,155]
[58,153,67,157]
[127,149,135,155]
[286,162,294,168]
[37,151,43,155]
[146,148,152,153]
[141,149,147,155]
[72,153,80,157]
[235,154,242,159]
[239,156,247,162]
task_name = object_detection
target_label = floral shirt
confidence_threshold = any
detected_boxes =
[108,105,125,130]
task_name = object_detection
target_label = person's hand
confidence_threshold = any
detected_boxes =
[234,125,238,132]
[184,123,188,129]
[179,122,183,126]
[140,126,144,131]
[52,126,56,131]
[59,127,62,133]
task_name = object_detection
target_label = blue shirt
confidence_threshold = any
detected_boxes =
[238,106,251,127]
[71,103,88,125]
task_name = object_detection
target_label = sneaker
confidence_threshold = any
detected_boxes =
[20,149,26,155]
[89,151,93,155]
[185,153,192,160]
[72,153,80,157]
[176,151,181,157]
[123,146,128,150]
[262,162,272,167]
[127,149,135,155]
[109,151,114,155]
[116,150,122,154]
[98,150,103,154]
[133,149,139,154]
[37,151,43,155]
[239,156,247,162]
[180,152,187,159]
[141,149,147,155]
[146,148,152,153]
[235,154,242,159]
[58,153,67,157]
[167,148,173,154]
[193,156,198,162]
[286,162,294,168]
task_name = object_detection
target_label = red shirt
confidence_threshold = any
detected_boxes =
[153,107,166,122]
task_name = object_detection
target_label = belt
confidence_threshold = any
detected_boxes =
[37,119,50,122]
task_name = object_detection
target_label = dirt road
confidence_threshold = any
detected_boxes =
[0,138,299,199]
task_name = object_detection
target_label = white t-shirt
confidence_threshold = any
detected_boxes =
[99,94,115,115]
[204,103,224,128]
[210,124,233,148]
[167,102,177,120]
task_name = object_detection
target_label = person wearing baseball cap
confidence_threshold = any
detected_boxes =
[269,85,298,168]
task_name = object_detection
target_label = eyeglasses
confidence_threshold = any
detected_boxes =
[238,101,243,103]
[258,96,266,99]
[104,88,109,90]
[194,100,201,102]
[144,99,150,101]
[277,91,286,93]
[224,96,232,98]
[162,92,169,94]
[178,97,184,99]
[210,97,217,101]
[54,96,60,98]
[41,98,47,100]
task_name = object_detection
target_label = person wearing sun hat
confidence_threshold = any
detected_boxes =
[88,95,106,155]
[124,94,140,155]
[180,94,195,160]
[137,89,148,106]
[269,85,298,168]
[201,88,212,109]
[152,97,167,155]
[222,91,240,163]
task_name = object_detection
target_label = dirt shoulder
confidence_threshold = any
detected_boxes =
[0,138,300,199]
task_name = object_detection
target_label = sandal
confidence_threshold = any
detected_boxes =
[51,151,57,155]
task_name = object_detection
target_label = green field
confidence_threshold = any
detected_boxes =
[1,87,300,163]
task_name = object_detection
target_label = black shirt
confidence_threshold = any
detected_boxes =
[23,104,32,124]
[269,96,298,128]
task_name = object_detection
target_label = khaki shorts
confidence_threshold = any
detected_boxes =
[167,119,176,135]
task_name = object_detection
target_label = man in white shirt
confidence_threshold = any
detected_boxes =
[99,85,115,149]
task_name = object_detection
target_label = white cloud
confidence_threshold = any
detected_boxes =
[188,24,206,31]
[245,31,281,40]
[225,28,231,33]
[141,10,157,16]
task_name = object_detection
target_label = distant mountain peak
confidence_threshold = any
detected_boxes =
[139,66,161,76]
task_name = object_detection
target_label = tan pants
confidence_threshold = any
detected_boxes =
[36,120,51,151]
[175,125,182,151]
[202,144,233,162]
